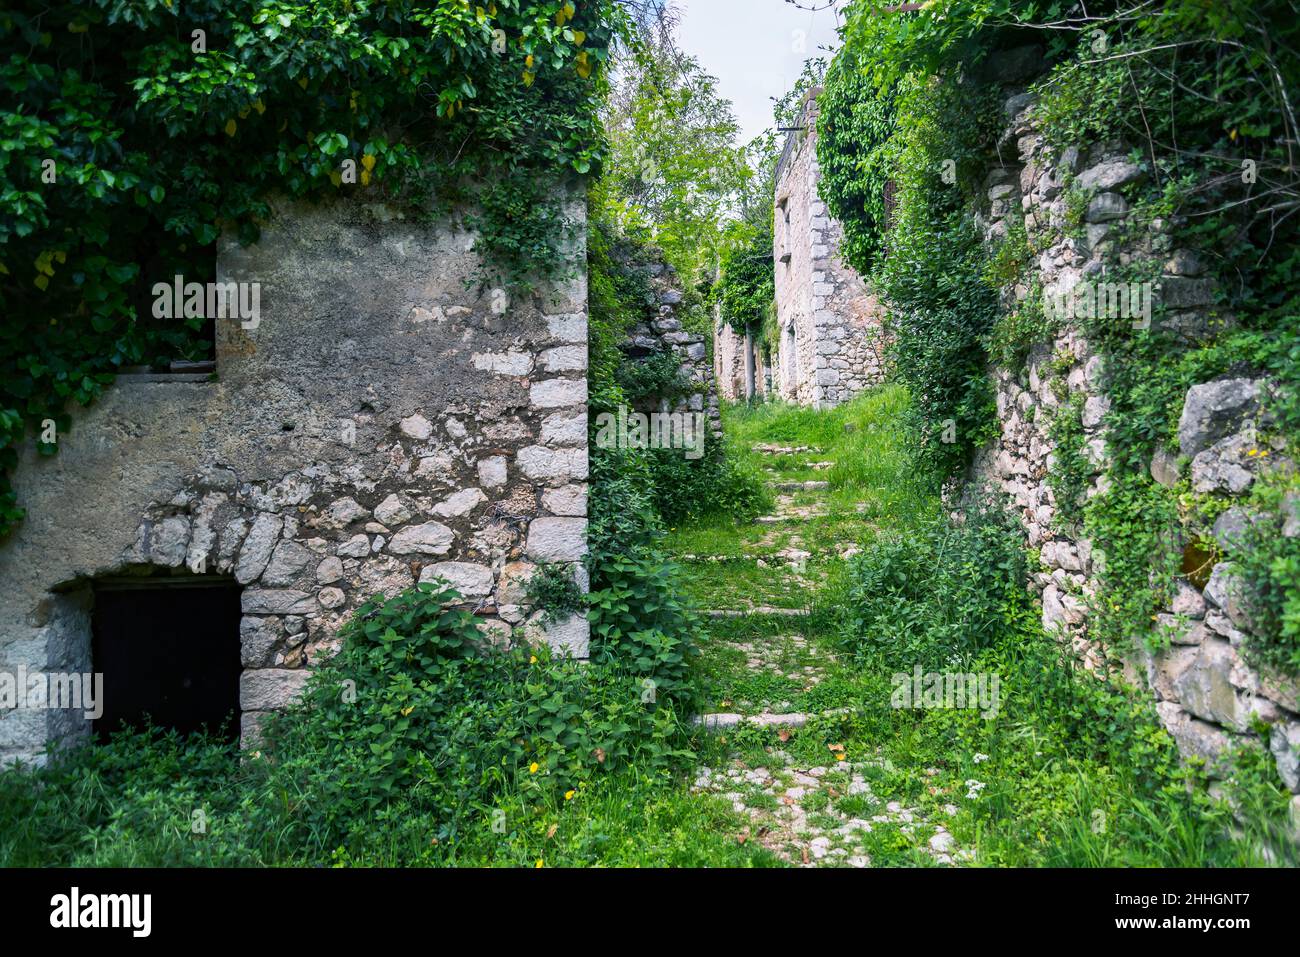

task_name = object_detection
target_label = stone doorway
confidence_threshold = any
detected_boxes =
[91,575,242,743]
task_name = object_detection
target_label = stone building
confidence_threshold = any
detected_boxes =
[715,87,885,408]
[0,195,589,764]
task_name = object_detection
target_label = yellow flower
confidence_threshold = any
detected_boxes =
[535,859,544,868]
[564,790,576,801]
[400,705,413,716]
[529,655,538,664]
[529,762,540,774]
[835,753,847,762]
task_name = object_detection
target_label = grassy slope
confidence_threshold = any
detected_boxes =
[672,388,1295,867]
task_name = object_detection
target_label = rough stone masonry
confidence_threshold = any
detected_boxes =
[0,194,590,763]
[967,68,1300,814]
[716,87,887,409]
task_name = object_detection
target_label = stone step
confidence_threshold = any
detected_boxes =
[681,550,813,566]
[703,607,810,618]
[752,443,823,456]
[692,706,855,731]
[755,512,827,524]
[693,712,809,730]
[771,480,831,492]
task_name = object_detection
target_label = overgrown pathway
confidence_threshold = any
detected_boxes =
[668,397,973,867]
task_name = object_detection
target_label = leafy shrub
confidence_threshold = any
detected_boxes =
[524,562,585,625]
[1233,476,1300,676]
[0,577,696,865]
[870,74,1001,478]
[842,492,1030,669]
[816,44,897,275]
[588,553,701,702]
[616,349,688,405]
[645,431,770,525]
[716,220,775,333]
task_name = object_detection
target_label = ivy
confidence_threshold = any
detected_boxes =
[714,219,773,335]
[816,44,897,276]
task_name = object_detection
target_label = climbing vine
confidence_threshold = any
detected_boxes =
[819,0,1299,670]
[0,0,629,536]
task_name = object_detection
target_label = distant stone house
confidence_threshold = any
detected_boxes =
[717,87,885,408]
[0,195,590,764]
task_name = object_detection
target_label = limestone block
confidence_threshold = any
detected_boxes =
[240,616,283,668]
[525,517,586,562]
[530,377,587,409]
[239,668,311,711]
[242,589,319,616]
[1177,378,1261,458]
[432,488,486,519]
[419,561,494,598]
[477,455,508,489]
[388,521,455,556]
[235,513,282,584]
[541,484,587,517]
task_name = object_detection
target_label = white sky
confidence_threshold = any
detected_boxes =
[675,0,850,145]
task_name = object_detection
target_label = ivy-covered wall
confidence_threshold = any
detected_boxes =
[812,0,1300,811]
[968,80,1300,797]
[0,193,590,763]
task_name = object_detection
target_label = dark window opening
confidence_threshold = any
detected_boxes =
[122,241,219,378]
[92,577,242,743]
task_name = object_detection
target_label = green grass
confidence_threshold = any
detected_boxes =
[664,386,932,561]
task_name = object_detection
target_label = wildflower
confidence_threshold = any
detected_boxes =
[529,655,538,665]
[965,779,986,801]
[529,762,540,774]
[973,752,989,764]
[564,790,576,801]
[535,859,544,868]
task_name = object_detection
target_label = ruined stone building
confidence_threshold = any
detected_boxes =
[716,88,886,408]
[0,196,589,764]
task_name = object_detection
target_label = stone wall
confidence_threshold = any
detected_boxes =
[766,88,886,409]
[618,249,722,438]
[714,319,749,403]
[969,88,1300,806]
[0,194,589,763]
